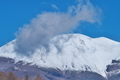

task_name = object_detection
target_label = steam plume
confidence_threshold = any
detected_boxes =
[15,0,102,55]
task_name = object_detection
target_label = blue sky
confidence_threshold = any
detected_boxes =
[0,0,120,46]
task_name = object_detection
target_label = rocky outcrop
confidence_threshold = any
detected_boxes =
[0,57,107,80]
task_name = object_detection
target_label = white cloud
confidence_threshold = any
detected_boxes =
[51,4,59,10]
[15,0,102,55]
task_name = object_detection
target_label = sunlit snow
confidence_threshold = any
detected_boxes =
[0,34,120,77]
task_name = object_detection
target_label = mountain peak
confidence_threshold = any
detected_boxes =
[0,34,120,77]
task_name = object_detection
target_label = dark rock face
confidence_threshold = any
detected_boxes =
[0,57,108,80]
[106,64,120,72]
[112,60,120,64]
[106,59,120,80]
[108,74,120,80]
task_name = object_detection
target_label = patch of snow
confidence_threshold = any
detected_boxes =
[0,34,120,77]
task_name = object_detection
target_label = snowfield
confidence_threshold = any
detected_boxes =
[0,34,120,77]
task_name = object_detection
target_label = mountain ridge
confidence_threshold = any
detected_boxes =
[0,34,120,77]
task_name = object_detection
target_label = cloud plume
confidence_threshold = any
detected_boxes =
[51,4,59,10]
[14,0,102,55]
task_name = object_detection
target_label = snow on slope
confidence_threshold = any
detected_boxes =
[0,34,120,77]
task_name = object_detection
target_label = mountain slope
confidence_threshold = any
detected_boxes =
[0,34,120,77]
[0,56,107,80]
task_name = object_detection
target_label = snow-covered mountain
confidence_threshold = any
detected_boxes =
[0,34,120,78]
